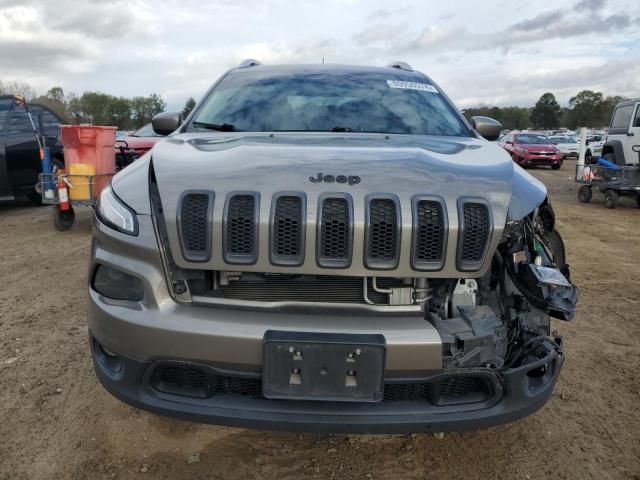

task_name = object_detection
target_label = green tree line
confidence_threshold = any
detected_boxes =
[0,80,197,130]
[464,90,627,131]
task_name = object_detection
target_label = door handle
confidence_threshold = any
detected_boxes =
[627,132,635,136]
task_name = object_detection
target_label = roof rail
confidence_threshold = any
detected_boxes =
[386,61,413,72]
[238,59,262,69]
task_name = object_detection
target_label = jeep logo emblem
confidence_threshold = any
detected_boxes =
[309,173,361,185]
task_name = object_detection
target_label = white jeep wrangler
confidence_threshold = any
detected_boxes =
[601,99,640,165]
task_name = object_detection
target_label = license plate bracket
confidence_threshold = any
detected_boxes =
[262,331,386,402]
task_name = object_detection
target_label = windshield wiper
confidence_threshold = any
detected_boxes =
[193,121,236,132]
[331,126,352,132]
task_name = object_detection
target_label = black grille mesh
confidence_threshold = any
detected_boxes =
[227,195,256,256]
[414,200,444,264]
[160,365,206,389]
[152,364,491,404]
[155,365,262,398]
[383,382,433,402]
[367,199,398,265]
[439,376,486,398]
[181,193,210,256]
[319,198,350,262]
[461,203,490,262]
[273,196,303,259]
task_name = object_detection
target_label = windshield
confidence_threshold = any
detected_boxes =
[515,134,551,145]
[131,123,161,137]
[550,136,577,144]
[192,70,469,136]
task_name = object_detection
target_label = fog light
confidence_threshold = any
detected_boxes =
[92,264,143,301]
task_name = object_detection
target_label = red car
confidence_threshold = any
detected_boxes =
[499,132,563,170]
[120,123,163,157]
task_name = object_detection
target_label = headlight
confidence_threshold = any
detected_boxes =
[96,185,138,235]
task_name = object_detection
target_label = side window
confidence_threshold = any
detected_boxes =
[30,106,61,133]
[0,98,13,131]
[41,109,61,130]
[633,104,640,128]
[610,105,634,132]
[6,108,33,135]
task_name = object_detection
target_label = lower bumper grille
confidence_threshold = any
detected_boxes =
[149,363,494,405]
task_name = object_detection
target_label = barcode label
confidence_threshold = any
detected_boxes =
[386,80,438,93]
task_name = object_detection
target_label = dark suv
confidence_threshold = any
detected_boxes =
[0,96,63,203]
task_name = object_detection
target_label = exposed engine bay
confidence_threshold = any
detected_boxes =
[173,202,577,374]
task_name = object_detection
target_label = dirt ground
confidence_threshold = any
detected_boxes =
[1,162,639,480]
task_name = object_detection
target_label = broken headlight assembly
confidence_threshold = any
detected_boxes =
[500,206,578,322]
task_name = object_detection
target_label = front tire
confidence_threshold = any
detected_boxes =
[52,206,75,231]
[551,163,561,170]
[605,189,619,209]
[578,186,592,203]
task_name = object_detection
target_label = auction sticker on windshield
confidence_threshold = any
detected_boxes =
[386,80,438,93]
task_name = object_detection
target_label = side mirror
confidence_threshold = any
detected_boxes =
[506,140,513,145]
[152,112,183,136]
[470,116,502,141]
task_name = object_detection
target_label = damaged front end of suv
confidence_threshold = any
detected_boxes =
[87,62,577,433]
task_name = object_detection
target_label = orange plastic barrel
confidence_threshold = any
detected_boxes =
[60,125,117,198]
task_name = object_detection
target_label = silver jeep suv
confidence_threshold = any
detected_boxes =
[88,61,577,433]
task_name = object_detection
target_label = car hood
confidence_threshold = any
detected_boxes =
[113,132,547,275]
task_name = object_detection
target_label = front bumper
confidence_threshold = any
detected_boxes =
[89,215,565,433]
[90,332,563,433]
[515,154,563,166]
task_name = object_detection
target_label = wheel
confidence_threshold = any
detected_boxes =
[605,189,619,209]
[636,194,640,209]
[52,206,75,231]
[551,163,561,170]
[578,185,592,203]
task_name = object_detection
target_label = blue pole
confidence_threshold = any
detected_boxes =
[42,146,55,199]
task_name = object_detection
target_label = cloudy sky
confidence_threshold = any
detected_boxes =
[1,0,639,110]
